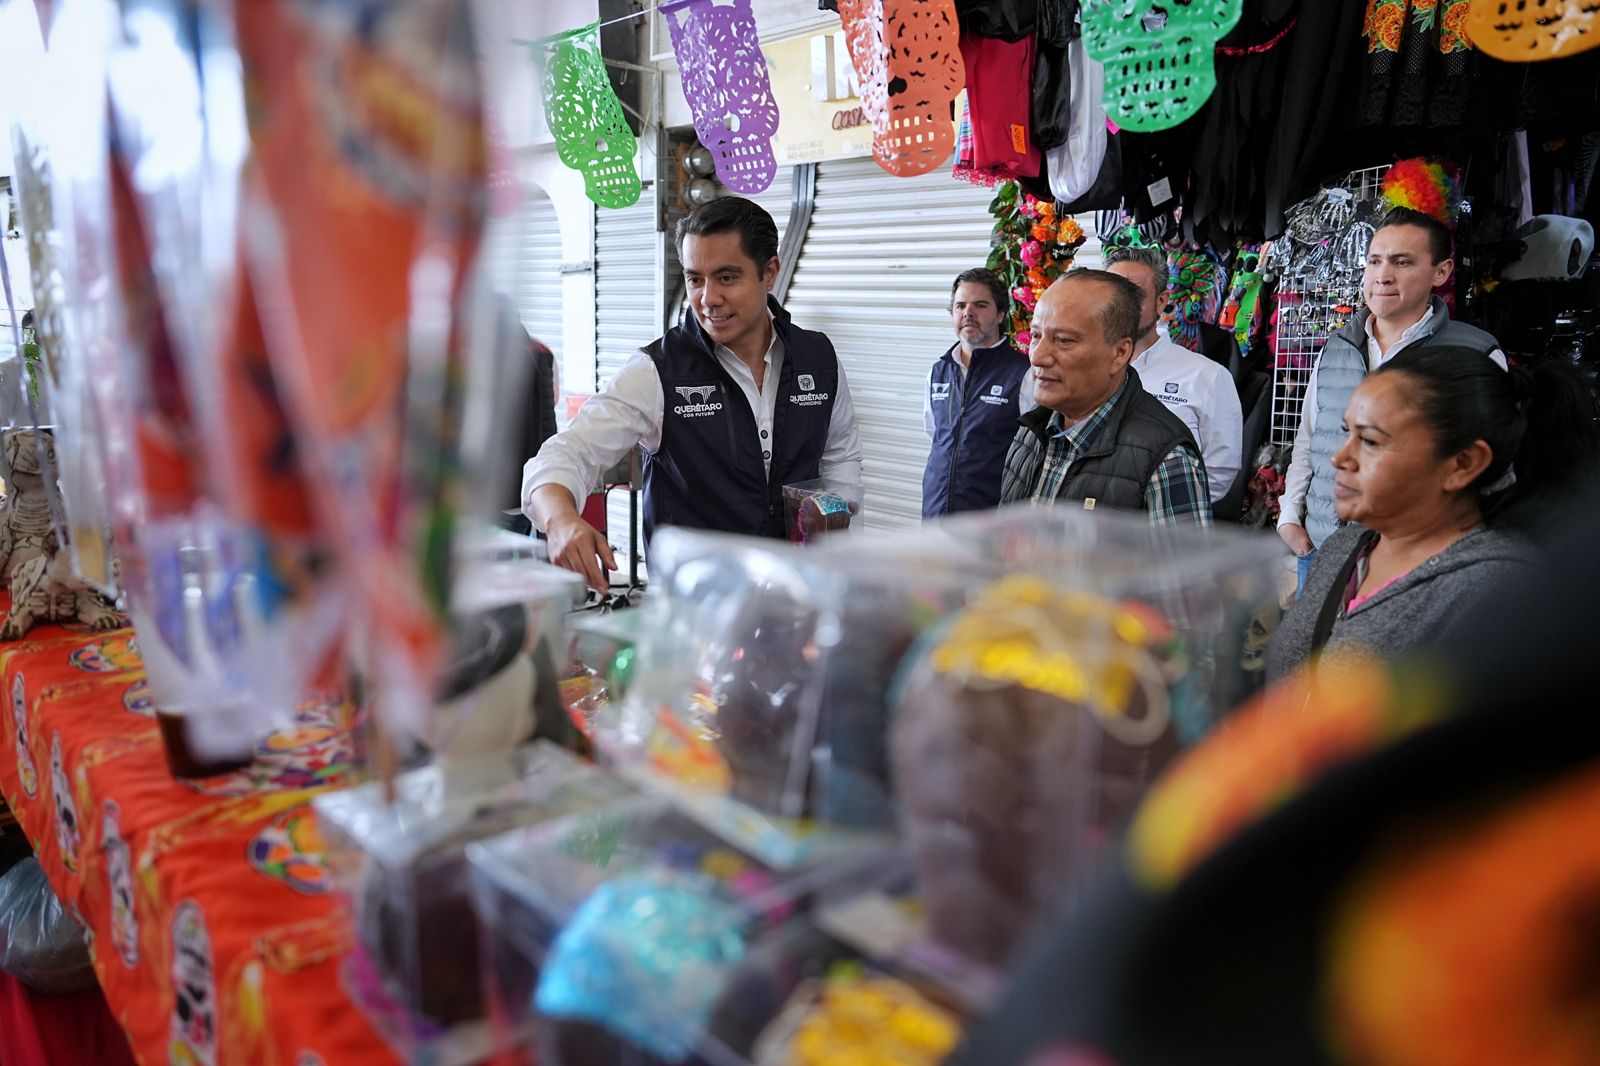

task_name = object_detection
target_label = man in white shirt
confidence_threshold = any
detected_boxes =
[523,196,864,591]
[1277,207,1504,591]
[1103,245,1243,507]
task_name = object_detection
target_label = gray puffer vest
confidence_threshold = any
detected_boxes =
[1304,298,1498,545]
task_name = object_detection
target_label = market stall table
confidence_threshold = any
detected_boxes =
[0,609,397,1065]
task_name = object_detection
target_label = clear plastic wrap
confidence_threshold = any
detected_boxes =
[466,796,888,1065]
[781,477,863,545]
[232,0,489,739]
[624,508,1281,1001]
[594,534,898,869]
[428,555,584,761]
[312,741,631,1064]
[0,856,94,994]
[1,0,120,591]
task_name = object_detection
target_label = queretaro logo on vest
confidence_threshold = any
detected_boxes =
[674,384,723,418]
[791,373,829,407]
[979,382,1007,406]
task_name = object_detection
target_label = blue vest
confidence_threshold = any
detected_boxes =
[922,340,1031,517]
[641,296,839,548]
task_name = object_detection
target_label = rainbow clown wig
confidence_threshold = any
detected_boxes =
[1380,158,1462,224]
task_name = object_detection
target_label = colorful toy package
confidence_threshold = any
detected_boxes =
[313,741,631,1063]
[466,796,889,1064]
[782,477,863,546]
[232,0,489,736]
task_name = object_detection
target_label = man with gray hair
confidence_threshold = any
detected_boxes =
[1001,271,1211,525]
[1103,244,1242,506]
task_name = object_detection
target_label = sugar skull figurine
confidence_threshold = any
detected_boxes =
[539,22,642,209]
[1467,0,1600,61]
[1082,0,1243,132]
[662,0,781,195]
[170,900,219,1066]
[837,0,965,177]
[13,673,37,798]
[104,800,140,967]
[50,733,80,873]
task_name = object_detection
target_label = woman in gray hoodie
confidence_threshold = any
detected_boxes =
[1268,344,1597,681]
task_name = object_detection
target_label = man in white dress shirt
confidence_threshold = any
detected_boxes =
[523,196,863,590]
[1103,245,1243,508]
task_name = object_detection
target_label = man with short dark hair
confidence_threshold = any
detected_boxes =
[1000,271,1211,525]
[1277,206,1504,587]
[1103,245,1242,506]
[922,267,1031,517]
[523,196,863,589]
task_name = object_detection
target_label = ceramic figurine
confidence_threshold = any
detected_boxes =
[0,429,121,639]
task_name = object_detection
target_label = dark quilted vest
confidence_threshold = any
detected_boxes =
[999,368,1197,512]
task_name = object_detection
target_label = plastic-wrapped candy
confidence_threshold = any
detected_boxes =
[313,742,630,1062]
[889,575,1184,971]
[466,796,883,1062]
[782,478,863,546]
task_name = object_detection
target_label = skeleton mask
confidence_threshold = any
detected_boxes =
[663,0,781,194]
[838,0,965,177]
[539,23,641,209]
[170,900,219,1066]
[1082,0,1243,132]
[1467,0,1599,60]
[50,732,80,872]
[104,800,140,967]
[12,673,37,797]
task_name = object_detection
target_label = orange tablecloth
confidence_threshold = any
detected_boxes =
[0,618,395,1065]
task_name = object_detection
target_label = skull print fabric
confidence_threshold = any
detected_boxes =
[837,0,966,177]
[662,0,782,194]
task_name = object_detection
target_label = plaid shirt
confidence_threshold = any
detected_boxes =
[1030,378,1212,527]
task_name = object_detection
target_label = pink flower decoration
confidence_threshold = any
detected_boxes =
[1011,286,1032,304]
[1020,240,1044,267]
[1015,330,1033,349]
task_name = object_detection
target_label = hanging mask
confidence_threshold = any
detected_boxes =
[1082,0,1243,132]
[837,0,965,177]
[662,0,781,195]
[1467,0,1600,61]
[539,23,641,209]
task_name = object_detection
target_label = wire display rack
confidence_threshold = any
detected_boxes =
[1268,165,1390,446]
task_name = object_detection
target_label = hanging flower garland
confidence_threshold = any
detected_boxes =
[985,182,1086,348]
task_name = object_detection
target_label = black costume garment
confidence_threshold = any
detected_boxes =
[1030,0,1081,151]
[1261,0,1368,240]
[1180,0,1299,247]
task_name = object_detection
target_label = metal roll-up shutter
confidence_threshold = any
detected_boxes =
[781,157,997,529]
[594,188,659,574]
[514,193,564,362]
[483,191,564,366]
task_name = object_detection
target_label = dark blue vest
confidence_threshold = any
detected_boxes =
[922,339,1032,517]
[641,296,839,548]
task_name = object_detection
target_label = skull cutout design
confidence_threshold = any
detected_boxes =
[838,0,965,177]
[1467,0,1600,60]
[12,673,37,797]
[50,733,80,873]
[170,900,218,1066]
[662,0,782,194]
[1082,0,1243,132]
[539,23,642,209]
[103,800,139,967]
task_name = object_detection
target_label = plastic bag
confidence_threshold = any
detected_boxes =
[0,857,94,994]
